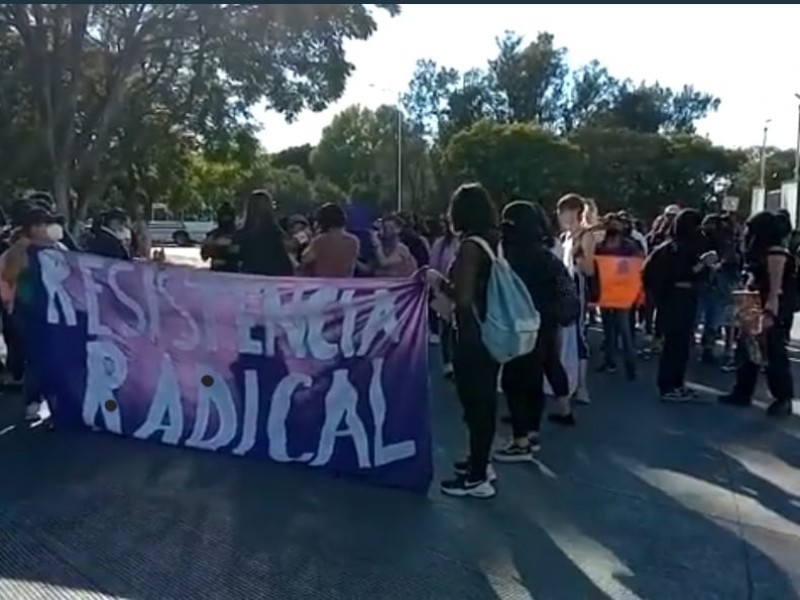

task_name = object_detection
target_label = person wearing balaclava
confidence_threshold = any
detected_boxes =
[200,202,238,272]
[719,211,795,418]
[643,208,719,402]
[86,208,131,260]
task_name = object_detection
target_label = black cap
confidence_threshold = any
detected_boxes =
[104,208,128,224]
[21,206,57,228]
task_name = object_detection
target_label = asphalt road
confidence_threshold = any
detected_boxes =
[1,256,799,599]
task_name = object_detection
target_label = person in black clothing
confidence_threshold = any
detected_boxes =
[719,211,794,417]
[86,208,131,260]
[644,209,718,401]
[430,183,500,499]
[492,200,579,464]
[231,190,294,277]
[200,202,238,272]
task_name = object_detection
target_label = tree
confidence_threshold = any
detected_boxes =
[443,119,583,207]
[311,103,433,212]
[0,3,399,220]
[562,60,619,133]
[310,105,381,192]
[591,81,720,134]
[489,31,568,126]
[401,59,459,139]
[569,127,741,216]
[272,144,315,179]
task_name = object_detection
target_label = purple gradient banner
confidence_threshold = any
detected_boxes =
[27,249,432,490]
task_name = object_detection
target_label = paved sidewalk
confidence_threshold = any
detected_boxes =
[1,345,800,599]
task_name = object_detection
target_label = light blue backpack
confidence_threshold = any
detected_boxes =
[467,236,540,363]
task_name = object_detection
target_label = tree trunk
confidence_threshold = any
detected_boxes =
[52,164,71,217]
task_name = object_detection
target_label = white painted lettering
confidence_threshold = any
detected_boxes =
[39,249,77,326]
[82,340,125,433]
[311,369,370,468]
[133,353,183,444]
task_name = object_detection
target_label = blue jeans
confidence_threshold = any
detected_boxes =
[601,308,636,371]
[696,292,725,351]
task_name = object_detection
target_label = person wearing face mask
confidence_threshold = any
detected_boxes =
[371,214,417,277]
[644,208,717,402]
[86,208,131,261]
[0,205,64,421]
[201,202,238,272]
[28,191,81,251]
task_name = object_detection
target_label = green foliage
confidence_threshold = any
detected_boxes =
[0,3,398,218]
[443,120,583,206]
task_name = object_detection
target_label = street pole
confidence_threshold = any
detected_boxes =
[794,94,800,185]
[396,98,403,214]
[759,119,771,189]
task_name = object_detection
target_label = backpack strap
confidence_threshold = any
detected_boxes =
[465,236,497,262]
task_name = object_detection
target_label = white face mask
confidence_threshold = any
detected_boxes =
[46,223,64,242]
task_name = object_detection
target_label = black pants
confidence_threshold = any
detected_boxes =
[503,326,567,439]
[2,306,23,380]
[440,320,454,366]
[732,324,793,403]
[453,334,499,481]
[656,296,697,394]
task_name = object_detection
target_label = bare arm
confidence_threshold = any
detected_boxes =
[578,230,596,277]
[765,251,786,313]
[452,240,482,310]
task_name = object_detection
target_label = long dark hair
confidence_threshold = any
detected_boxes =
[501,200,553,258]
[745,211,783,260]
[449,183,497,237]
[242,190,285,237]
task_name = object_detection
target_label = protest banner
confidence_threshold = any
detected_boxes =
[25,249,432,491]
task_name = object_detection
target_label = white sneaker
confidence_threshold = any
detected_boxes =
[442,363,454,377]
[574,389,591,405]
[440,476,496,498]
[429,334,441,345]
[24,402,41,422]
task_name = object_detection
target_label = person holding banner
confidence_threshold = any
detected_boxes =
[0,205,64,421]
[644,209,716,402]
[595,214,644,381]
[300,203,360,278]
[372,215,417,278]
[231,190,294,277]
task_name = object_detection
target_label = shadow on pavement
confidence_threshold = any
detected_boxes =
[0,341,798,599]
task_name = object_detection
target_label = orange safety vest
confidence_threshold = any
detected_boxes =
[595,254,644,309]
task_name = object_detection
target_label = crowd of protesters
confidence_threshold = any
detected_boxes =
[0,186,797,500]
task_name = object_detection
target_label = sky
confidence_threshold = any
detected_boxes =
[255,4,800,154]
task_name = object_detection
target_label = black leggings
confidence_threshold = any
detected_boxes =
[733,324,793,402]
[453,335,499,480]
[503,327,568,439]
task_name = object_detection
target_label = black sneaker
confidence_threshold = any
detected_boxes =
[596,362,618,374]
[766,399,792,418]
[453,460,498,482]
[493,441,534,463]
[440,475,496,499]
